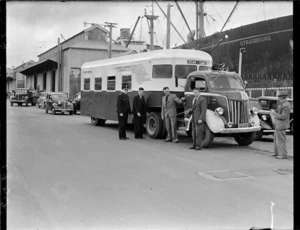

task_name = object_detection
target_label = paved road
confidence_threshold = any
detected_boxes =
[7,104,293,230]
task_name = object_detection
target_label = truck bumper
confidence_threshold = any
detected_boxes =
[10,100,27,103]
[55,109,73,112]
[218,126,261,134]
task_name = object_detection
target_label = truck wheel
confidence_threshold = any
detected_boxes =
[91,117,105,126]
[234,132,256,146]
[32,103,36,106]
[18,103,21,106]
[202,123,214,148]
[146,112,164,139]
[290,122,293,134]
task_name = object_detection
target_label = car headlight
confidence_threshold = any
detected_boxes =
[215,107,224,115]
[262,115,267,120]
[227,122,233,128]
[250,107,258,115]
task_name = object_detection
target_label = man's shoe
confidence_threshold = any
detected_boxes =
[189,146,195,149]
[195,146,202,151]
[172,139,179,143]
[276,156,287,159]
[165,138,172,142]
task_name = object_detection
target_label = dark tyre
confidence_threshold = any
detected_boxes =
[146,112,164,139]
[18,103,21,106]
[290,122,293,134]
[202,123,214,148]
[45,107,48,114]
[234,132,256,146]
[98,119,106,126]
[10,102,13,106]
[255,130,263,140]
[69,111,73,115]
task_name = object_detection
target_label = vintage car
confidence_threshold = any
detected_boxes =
[36,92,48,109]
[72,92,81,114]
[44,92,74,115]
[10,88,39,106]
[256,96,293,137]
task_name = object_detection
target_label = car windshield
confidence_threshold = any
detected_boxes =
[210,74,244,90]
[52,94,68,100]
[249,99,262,109]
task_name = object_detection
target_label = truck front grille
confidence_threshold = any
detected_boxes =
[228,100,249,124]
[61,101,68,109]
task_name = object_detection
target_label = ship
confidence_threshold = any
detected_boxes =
[174,15,293,88]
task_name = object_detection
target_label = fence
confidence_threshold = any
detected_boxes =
[246,87,293,99]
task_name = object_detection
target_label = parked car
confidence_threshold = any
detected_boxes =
[72,92,81,114]
[10,88,39,106]
[255,96,293,137]
[36,92,49,109]
[44,92,74,115]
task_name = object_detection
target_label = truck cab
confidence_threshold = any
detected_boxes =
[184,70,261,147]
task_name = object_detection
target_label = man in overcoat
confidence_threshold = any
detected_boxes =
[270,91,291,159]
[132,87,147,139]
[116,85,131,140]
[185,88,207,150]
[161,86,185,143]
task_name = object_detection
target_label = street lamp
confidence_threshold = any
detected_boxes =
[238,47,246,77]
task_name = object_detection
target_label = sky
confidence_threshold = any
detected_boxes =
[6,1,293,68]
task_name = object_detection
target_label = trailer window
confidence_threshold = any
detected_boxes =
[175,65,196,79]
[95,77,102,90]
[84,78,90,90]
[122,75,132,90]
[107,76,116,90]
[153,65,172,78]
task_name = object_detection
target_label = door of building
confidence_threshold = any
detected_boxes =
[43,72,47,90]
[52,70,56,92]
[34,75,37,90]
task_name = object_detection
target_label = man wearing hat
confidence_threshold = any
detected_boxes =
[117,85,132,140]
[132,87,147,139]
[270,91,291,159]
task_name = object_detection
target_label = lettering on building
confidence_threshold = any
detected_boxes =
[240,35,271,46]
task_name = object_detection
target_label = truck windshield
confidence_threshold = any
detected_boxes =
[210,75,244,90]
[52,94,68,100]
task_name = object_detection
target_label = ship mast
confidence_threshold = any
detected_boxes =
[196,0,206,39]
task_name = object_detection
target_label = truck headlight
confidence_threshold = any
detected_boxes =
[215,107,224,115]
[250,107,258,115]
[262,115,267,120]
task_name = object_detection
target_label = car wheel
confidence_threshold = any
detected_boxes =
[234,132,256,146]
[69,111,73,115]
[18,103,21,106]
[45,107,48,114]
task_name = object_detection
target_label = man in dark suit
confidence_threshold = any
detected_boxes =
[161,86,185,143]
[270,91,291,159]
[185,87,207,150]
[117,85,131,140]
[132,87,147,139]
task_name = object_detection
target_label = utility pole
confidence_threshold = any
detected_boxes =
[166,3,173,49]
[57,38,61,92]
[195,1,198,40]
[145,2,158,51]
[238,48,246,77]
[104,22,117,58]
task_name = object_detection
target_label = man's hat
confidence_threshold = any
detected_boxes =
[122,85,129,90]
[277,91,287,97]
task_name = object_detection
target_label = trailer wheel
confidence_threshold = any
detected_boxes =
[234,132,256,146]
[202,123,214,148]
[146,112,164,139]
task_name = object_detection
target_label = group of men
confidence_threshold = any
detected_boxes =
[116,85,291,157]
[116,85,207,151]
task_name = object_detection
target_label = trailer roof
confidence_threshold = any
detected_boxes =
[81,49,212,69]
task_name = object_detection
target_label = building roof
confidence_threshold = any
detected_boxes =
[66,40,132,52]
[20,59,57,76]
[38,25,109,57]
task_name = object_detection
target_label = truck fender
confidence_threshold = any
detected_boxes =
[205,109,225,133]
[250,114,260,127]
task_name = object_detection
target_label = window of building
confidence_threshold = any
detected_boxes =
[84,78,90,90]
[122,75,132,90]
[94,77,102,90]
[107,76,116,90]
[175,65,197,79]
[153,65,172,78]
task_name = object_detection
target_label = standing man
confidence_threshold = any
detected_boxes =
[270,91,291,159]
[185,88,207,151]
[117,85,131,140]
[161,86,185,143]
[132,87,147,139]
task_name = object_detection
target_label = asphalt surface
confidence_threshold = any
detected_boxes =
[7,104,293,230]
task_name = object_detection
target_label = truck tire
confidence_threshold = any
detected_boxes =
[255,130,263,140]
[202,123,214,148]
[234,132,256,146]
[91,117,105,126]
[146,112,164,139]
